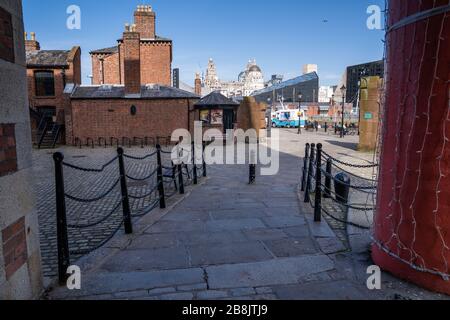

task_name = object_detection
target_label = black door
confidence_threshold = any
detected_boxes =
[223,109,234,133]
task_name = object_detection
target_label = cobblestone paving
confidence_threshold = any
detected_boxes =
[47,129,448,300]
[32,145,184,277]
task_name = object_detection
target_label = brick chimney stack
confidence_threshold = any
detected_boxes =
[123,23,141,95]
[195,73,202,96]
[134,5,155,39]
[25,32,40,51]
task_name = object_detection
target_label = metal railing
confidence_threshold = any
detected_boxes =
[52,142,207,284]
[301,142,378,227]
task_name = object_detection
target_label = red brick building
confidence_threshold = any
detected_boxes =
[90,5,172,87]
[25,32,81,146]
[65,16,199,146]
[67,85,199,145]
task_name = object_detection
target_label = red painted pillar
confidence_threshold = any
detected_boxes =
[373,0,450,294]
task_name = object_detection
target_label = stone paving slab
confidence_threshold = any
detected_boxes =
[262,216,306,228]
[205,218,266,231]
[273,280,369,300]
[99,247,190,272]
[177,230,248,246]
[243,228,288,241]
[282,226,312,238]
[263,238,318,257]
[127,234,179,250]
[188,241,274,266]
[209,208,268,220]
[50,268,205,299]
[206,255,335,289]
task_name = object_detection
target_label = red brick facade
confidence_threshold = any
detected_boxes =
[134,6,155,39]
[91,6,172,87]
[27,46,82,123]
[123,30,141,95]
[0,124,17,177]
[91,52,121,85]
[2,217,27,280]
[68,99,198,144]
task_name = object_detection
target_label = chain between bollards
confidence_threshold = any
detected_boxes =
[53,152,70,285]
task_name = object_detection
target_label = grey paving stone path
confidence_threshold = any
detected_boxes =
[46,130,448,300]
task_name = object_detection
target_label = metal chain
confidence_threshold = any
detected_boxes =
[126,168,158,181]
[123,151,157,161]
[322,151,378,168]
[67,199,122,229]
[63,156,118,173]
[65,178,120,203]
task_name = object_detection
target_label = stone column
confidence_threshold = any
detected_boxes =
[373,0,450,294]
[0,0,43,299]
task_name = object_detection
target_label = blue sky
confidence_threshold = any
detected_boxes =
[23,0,385,86]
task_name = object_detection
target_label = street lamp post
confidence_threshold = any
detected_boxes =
[297,93,303,134]
[340,85,346,138]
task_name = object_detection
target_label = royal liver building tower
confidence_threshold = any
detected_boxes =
[201,58,265,98]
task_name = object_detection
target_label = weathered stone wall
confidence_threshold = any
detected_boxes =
[0,0,42,299]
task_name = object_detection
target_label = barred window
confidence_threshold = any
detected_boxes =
[35,71,55,96]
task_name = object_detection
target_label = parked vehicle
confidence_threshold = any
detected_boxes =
[271,110,306,128]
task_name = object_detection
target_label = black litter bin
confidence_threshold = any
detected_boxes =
[334,173,350,204]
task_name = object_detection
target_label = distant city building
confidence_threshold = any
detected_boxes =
[266,74,283,87]
[303,64,318,75]
[200,58,265,97]
[251,72,319,104]
[318,86,336,103]
[172,68,180,88]
[346,60,384,105]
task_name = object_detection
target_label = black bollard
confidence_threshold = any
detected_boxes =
[323,158,333,198]
[178,164,185,194]
[304,144,316,203]
[314,144,323,222]
[156,145,166,209]
[301,143,310,191]
[117,148,133,234]
[202,141,207,177]
[192,142,198,185]
[53,152,70,285]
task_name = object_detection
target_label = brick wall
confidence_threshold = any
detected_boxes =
[0,124,17,177]
[134,9,155,39]
[1,217,27,280]
[27,47,81,124]
[94,41,172,87]
[91,52,121,85]
[123,31,141,94]
[140,42,172,86]
[69,98,198,143]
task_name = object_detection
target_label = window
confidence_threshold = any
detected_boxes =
[35,71,55,96]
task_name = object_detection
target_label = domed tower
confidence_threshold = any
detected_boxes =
[243,59,264,95]
[205,58,220,88]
